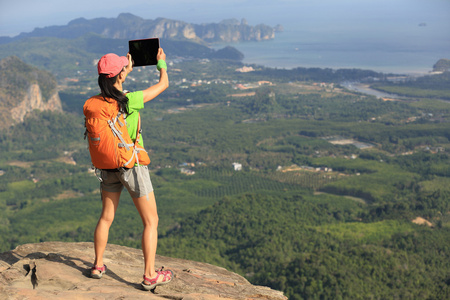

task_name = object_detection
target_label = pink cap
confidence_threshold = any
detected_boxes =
[97,53,129,78]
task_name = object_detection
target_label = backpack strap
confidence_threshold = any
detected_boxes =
[135,113,143,145]
[109,112,136,167]
[134,113,142,165]
[109,112,134,151]
[133,113,150,166]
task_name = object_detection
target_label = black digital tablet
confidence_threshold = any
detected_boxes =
[128,38,160,67]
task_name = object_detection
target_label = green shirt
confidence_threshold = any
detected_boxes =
[125,91,144,147]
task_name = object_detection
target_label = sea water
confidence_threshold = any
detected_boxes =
[213,23,450,75]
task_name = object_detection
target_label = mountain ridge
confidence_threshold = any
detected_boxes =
[0,13,279,45]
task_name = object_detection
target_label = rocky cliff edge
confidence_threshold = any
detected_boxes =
[0,242,287,300]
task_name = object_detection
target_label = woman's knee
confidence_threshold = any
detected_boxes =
[100,191,120,225]
[99,211,115,226]
[133,192,159,227]
[142,213,159,228]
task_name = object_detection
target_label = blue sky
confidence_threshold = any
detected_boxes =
[1,0,449,37]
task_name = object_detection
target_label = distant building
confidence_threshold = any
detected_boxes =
[235,66,255,73]
[180,168,195,175]
[232,162,242,171]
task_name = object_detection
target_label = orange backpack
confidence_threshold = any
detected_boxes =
[83,95,150,169]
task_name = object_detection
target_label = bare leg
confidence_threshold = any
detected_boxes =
[133,191,159,279]
[92,190,121,275]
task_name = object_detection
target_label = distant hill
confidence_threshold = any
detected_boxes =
[0,33,244,79]
[0,14,268,77]
[0,13,278,44]
[0,56,62,129]
[433,58,450,72]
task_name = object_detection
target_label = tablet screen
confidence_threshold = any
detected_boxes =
[128,38,160,67]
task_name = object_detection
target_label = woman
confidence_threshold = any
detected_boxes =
[90,48,172,291]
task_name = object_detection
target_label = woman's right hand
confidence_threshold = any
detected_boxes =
[157,48,166,61]
[142,47,169,103]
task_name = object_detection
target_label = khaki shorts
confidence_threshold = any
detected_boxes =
[100,165,154,198]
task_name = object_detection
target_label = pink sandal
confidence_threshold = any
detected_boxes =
[91,264,107,279]
[141,267,173,291]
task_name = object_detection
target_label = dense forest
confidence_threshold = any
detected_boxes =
[1,56,450,299]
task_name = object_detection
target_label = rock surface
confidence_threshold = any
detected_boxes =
[10,83,62,123]
[0,242,287,300]
[0,56,63,129]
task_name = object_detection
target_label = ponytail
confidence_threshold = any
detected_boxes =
[98,74,129,115]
